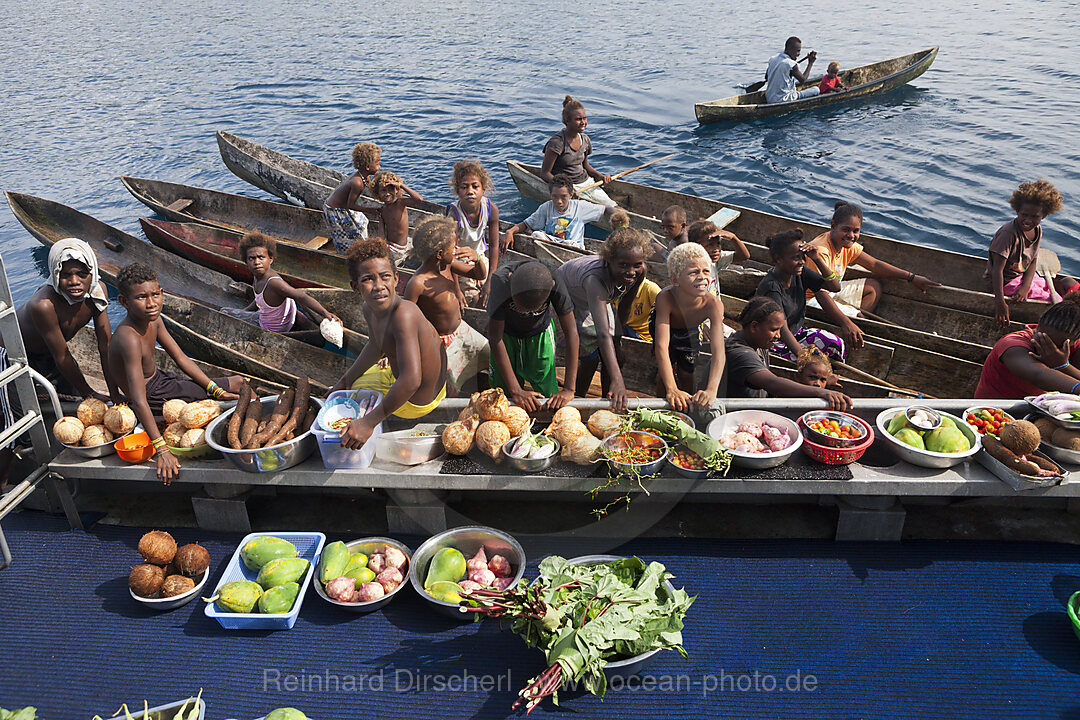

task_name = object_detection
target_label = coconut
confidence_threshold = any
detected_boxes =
[174,543,211,577]
[77,397,107,426]
[160,574,196,598]
[179,402,219,429]
[163,399,188,425]
[53,416,85,445]
[129,563,166,597]
[138,530,177,565]
[1051,427,1080,452]
[587,410,623,438]
[1034,417,1059,442]
[103,403,137,435]
[502,406,531,437]
[163,422,186,448]
[550,406,581,428]
[1000,420,1041,457]
[180,428,206,448]
[80,424,113,447]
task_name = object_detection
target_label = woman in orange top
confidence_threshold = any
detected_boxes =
[808,201,941,348]
[975,293,1080,399]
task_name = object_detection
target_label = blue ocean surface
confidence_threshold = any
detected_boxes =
[1,0,1078,308]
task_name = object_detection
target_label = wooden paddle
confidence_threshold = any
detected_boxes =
[1036,249,1063,304]
[574,154,675,195]
[833,359,931,398]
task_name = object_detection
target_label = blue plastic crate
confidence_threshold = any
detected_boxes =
[204,531,326,630]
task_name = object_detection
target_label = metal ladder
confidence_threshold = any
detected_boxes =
[0,251,68,569]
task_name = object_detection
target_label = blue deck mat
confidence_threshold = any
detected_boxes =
[2,510,1079,719]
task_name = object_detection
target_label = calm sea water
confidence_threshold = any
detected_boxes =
[2,0,1079,306]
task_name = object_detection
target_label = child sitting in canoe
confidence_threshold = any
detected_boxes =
[557,228,652,411]
[975,291,1080,399]
[755,229,846,361]
[404,217,489,393]
[539,95,615,207]
[502,175,618,251]
[223,232,341,334]
[661,205,689,253]
[445,159,501,307]
[332,238,448,448]
[108,263,242,483]
[652,242,726,412]
[818,62,847,94]
[720,296,852,409]
[794,347,841,390]
[368,171,424,266]
[985,179,1075,327]
[324,142,381,251]
[486,260,579,412]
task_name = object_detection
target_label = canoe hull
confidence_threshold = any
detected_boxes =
[695,48,938,124]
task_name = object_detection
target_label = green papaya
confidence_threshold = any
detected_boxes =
[317,541,351,584]
[894,427,925,450]
[240,536,298,571]
[424,547,466,588]
[939,416,957,430]
[925,425,969,454]
[426,579,463,603]
[210,580,263,613]
[256,557,310,589]
[887,412,909,436]
[346,565,376,587]
[344,552,369,575]
[264,709,308,720]
[258,581,300,614]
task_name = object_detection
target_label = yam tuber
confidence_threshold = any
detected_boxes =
[984,435,1041,476]
[249,389,294,448]
[227,381,252,450]
[240,398,263,448]
[267,377,310,447]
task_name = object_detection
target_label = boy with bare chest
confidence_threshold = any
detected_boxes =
[404,217,489,392]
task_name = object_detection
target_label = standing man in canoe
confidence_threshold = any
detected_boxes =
[538,96,615,207]
[765,37,819,104]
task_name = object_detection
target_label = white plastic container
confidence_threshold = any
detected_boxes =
[312,390,383,469]
[375,424,444,465]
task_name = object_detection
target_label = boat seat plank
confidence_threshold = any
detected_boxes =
[305,235,330,250]
[705,207,740,229]
[165,198,194,213]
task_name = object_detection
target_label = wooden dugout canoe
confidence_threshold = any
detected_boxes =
[695,47,938,124]
[505,159,1045,325]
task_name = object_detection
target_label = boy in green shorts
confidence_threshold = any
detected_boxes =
[485,260,578,412]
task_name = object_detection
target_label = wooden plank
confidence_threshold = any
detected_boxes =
[305,235,330,250]
[705,207,740,229]
[165,198,193,212]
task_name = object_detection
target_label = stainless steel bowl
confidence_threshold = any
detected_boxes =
[501,436,560,473]
[409,526,526,621]
[566,555,677,680]
[61,425,142,459]
[706,410,802,470]
[599,430,668,477]
[801,410,868,448]
[205,396,322,473]
[129,568,209,611]
[311,537,412,614]
[875,407,981,469]
[1022,413,1080,466]
[666,447,711,479]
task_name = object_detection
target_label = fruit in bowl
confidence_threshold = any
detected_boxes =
[965,407,1012,438]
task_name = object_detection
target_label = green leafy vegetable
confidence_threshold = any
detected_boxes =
[460,555,695,713]
[0,708,37,720]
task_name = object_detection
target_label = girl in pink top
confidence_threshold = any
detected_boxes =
[232,232,340,333]
[975,293,1080,399]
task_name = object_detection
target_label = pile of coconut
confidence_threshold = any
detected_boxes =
[161,399,221,449]
[128,530,212,599]
[53,398,137,447]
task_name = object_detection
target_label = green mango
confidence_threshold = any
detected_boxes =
[344,552,369,575]
[894,427,925,450]
[256,558,310,589]
[258,582,300,614]
[318,541,351,584]
[424,547,466,589]
[212,580,263,613]
[887,412,910,436]
[264,709,308,720]
[426,579,463,603]
[925,425,970,454]
[240,536,298,571]
[346,566,376,587]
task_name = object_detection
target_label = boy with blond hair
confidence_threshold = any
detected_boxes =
[404,217,489,392]
[324,141,382,251]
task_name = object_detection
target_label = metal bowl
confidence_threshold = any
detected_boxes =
[1024,413,1080,466]
[409,526,526,621]
[905,405,943,431]
[801,410,868,448]
[129,568,209,611]
[501,436,560,473]
[100,697,205,720]
[666,446,710,479]
[599,430,668,477]
[61,425,141,459]
[566,555,677,680]
[706,410,802,470]
[875,407,981,469]
[311,537,412,614]
[205,396,322,473]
